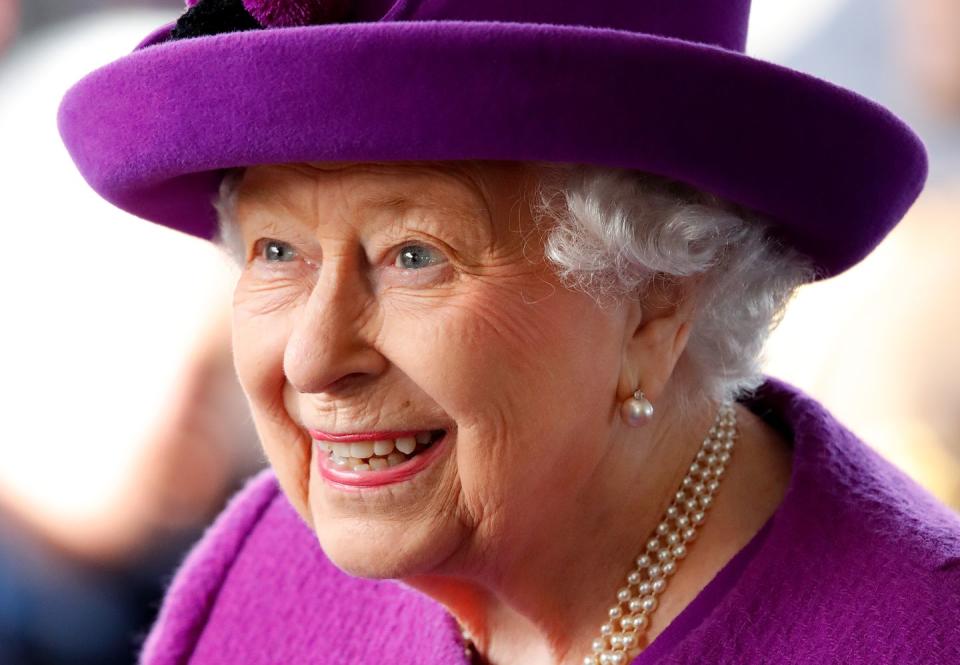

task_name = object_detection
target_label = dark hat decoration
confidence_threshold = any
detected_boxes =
[57,0,928,282]
[171,0,261,40]
[172,0,351,40]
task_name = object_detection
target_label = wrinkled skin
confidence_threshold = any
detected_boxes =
[228,161,792,665]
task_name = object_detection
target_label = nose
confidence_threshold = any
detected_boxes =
[283,250,387,394]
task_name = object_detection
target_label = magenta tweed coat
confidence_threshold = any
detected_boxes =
[138,375,960,664]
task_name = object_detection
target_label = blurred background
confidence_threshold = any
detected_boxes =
[0,0,957,662]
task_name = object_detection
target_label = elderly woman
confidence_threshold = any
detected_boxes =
[57,1,960,664]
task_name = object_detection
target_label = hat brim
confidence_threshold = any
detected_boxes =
[57,19,927,279]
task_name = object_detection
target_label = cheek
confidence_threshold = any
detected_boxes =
[452,284,619,415]
[231,285,314,522]
[232,293,290,411]
[385,279,622,494]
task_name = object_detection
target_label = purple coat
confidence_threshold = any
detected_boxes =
[138,375,960,664]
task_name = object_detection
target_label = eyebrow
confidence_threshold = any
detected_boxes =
[366,193,495,250]
[356,192,412,212]
[335,180,496,237]
[355,188,488,221]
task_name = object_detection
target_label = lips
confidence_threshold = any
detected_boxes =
[312,429,449,488]
[309,429,436,443]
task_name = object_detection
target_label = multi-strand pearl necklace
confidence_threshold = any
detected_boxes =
[457,400,738,665]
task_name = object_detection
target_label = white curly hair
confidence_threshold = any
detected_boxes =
[212,162,816,417]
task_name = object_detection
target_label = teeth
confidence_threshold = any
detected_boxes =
[320,431,441,472]
[395,436,417,454]
[349,442,375,459]
[373,439,394,456]
[331,442,352,458]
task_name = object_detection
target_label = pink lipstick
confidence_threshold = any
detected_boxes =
[313,430,449,489]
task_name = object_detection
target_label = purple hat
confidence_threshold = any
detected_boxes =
[57,0,928,280]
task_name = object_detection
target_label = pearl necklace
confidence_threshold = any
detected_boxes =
[456,401,738,665]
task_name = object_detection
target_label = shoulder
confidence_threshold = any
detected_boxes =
[748,375,960,570]
[721,376,960,662]
[136,468,464,665]
[137,467,285,663]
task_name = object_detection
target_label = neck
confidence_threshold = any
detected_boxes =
[402,390,723,665]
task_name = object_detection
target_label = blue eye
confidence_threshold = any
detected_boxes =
[259,239,297,263]
[395,244,442,270]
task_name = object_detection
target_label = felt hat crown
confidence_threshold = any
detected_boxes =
[57,0,928,280]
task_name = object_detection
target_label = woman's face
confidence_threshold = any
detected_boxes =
[231,161,632,578]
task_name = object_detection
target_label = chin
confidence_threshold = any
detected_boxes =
[304,431,469,579]
[308,506,465,580]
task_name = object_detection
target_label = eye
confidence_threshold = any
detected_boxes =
[255,239,298,263]
[394,243,445,270]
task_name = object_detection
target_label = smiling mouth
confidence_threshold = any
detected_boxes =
[313,429,446,472]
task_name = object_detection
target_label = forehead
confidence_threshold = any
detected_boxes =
[236,161,516,216]
[233,161,538,250]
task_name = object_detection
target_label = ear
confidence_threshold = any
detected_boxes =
[617,274,699,404]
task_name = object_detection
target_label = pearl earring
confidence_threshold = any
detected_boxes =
[621,388,654,427]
